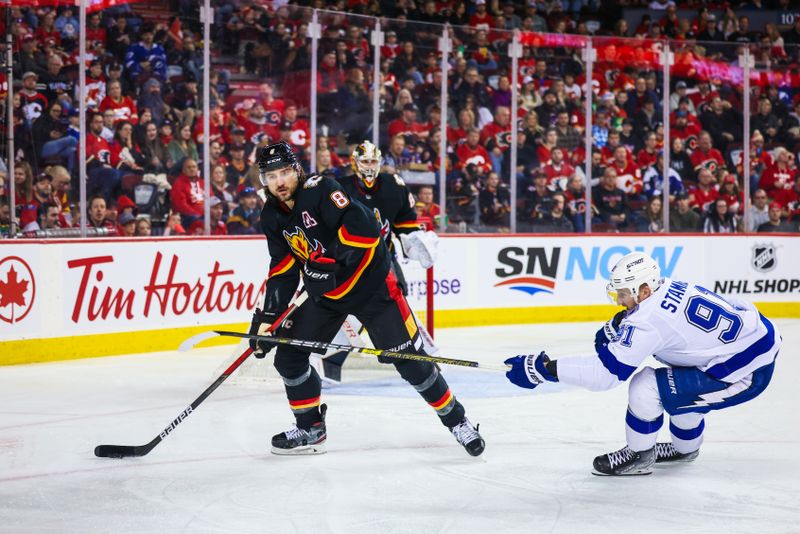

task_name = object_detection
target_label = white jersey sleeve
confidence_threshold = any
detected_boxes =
[557,310,666,391]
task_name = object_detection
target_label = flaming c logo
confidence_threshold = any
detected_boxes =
[282,226,324,262]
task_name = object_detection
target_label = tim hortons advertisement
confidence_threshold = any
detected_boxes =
[1,239,269,341]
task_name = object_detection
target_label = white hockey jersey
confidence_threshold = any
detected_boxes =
[557,278,781,391]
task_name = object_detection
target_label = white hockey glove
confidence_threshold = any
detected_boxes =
[504,351,558,390]
[400,230,439,269]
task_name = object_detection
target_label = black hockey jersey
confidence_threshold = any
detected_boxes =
[259,175,391,313]
[337,172,421,251]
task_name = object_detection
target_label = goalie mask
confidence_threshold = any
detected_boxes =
[351,141,382,189]
[606,252,662,304]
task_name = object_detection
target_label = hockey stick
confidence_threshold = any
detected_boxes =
[94,291,308,459]
[210,331,510,372]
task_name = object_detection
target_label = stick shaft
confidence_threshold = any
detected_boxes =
[213,331,509,372]
[95,293,307,458]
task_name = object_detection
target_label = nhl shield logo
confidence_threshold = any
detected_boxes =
[752,244,776,272]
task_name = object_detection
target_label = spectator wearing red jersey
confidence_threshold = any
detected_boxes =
[537,128,558,165]
[759,147,798,196]
[636,132,659,169]
[110,121,146,173]
[543,148,575,189]
[609,145,642,196]
[243,102,279,146]
[690,131,725,173]
[415,185,441,228]
[469,0,494,29]
[85,12,107,46]
[718,173,744,215]
[188,197,228,236]
[671,110,701,151]
[448,108,476,146]
[774,175,800,216]
[170,158,204,226]
[456,129,492,175]
[388,103,428,146]
[86,111,121,201]
[258,81,285,125]
[688,79,718,112]
[19,71,48,124]
[281,101,311,150]
[688,168,719,213]
[34,11,61,48]
[99,80,139,125]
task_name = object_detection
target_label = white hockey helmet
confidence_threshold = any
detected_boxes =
[606,252,662,304]
[351,140,382,188]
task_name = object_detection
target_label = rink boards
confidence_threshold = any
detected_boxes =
[1,234,798,364]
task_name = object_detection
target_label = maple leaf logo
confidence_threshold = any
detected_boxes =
[0,257,35,324]
[0,266,28,308]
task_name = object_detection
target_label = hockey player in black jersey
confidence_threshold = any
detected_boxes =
[249,141,484,456]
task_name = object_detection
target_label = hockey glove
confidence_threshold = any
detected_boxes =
[303,250,339,298]
[400,230,439,269]
[594,309,628,352]
[249,308,279,358]
[504,351,558,390]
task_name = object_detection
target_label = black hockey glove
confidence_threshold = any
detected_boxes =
[303,250,339,298]
[594,309,628,352]
[249,308,279,358]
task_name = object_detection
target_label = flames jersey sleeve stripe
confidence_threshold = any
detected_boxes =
[325,246,376,300]
[337,226,381,249]
[393,220,421,230]
[268,254,297,278]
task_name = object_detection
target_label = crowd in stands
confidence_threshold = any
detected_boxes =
[1,0,800,237]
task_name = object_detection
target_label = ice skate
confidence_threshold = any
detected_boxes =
[592,446,655,476]
[271,404,328,455]
[450,418,485,457]
[655,442,699,464]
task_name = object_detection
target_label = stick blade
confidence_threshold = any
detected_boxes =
[95,444,148,458]
[177,331,220,352]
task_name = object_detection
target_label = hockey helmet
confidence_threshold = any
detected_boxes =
[257,141,301,186]
[351,140,382,188]
[606,252,662,304]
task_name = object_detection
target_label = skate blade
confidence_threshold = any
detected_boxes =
[591,468,653,476]
[271,440,327,456]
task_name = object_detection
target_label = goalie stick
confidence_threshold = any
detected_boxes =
[94,291,308,459]
[207,331,510,371]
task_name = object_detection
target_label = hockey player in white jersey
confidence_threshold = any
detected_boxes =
[505,251,781,476]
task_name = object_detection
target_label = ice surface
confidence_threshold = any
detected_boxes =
[1,320,798,533]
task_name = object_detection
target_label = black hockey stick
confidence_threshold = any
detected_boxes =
[210,331,510,372]
[94,292,308,459]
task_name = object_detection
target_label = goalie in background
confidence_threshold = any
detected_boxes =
[505,252,781,476]
[317,140,440,381]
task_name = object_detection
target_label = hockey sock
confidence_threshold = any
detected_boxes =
[281,365,323,429]
[668,413,705,453]
[394,361,465,427]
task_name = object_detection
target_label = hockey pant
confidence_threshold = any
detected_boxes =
[273,270,465,429]
[623,361,776,453]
